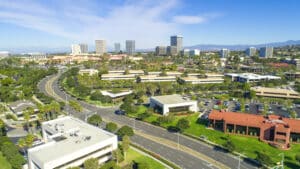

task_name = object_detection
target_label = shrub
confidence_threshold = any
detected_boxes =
[117,125,134,138]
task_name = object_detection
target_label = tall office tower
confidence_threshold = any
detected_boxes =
[126,40,135,55]
[95,40,106,55]
[155,46,167,56]
[167,46,178,56]
[170,35,183,53]
[114,43,121,53]
[259,47,273,58]
[245,47,256,56]
[220,48,230,58]
[71,44,88,55]
[79,44,88,54]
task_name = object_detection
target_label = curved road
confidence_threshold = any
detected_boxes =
[38,72,259,169]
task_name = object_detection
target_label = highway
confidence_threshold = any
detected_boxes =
[38,72,259,169]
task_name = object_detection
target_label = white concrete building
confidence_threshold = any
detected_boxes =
[150,94,198,115]
[138,75,176,83]
[189,49,200,56]
[28,116,117,169]
[225,73,281,83]
[71,44,88,55]
[179,77,224,84]
[101,74,135,80]
[95,40,106,55]
[220,48,230,58]
[78,69,99,76]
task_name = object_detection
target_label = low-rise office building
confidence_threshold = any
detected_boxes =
[8,100,38,120]
[101,74,135,80]
[166,71,182,77]
[208,110,300,149]
[28,116,118,169]
[150,94,198,115]
[78,69,99,76]
[205,73,224,78]
[138,75,176,83]
[179,77,224,84]
[251,86,300,99]
[285,72,300,80]
[101,90,133,102]
[225,73,281,83]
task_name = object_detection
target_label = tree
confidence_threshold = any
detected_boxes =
[87,114,102,126]
[117,126,134,138]
[84,158,99,169]
[0,119,6,136]
[176,118,190,131]
[296,153,300,164]
[24,134,35,147]
[256,152,273,166]
[0,139,26,169]
[122,135,130,159]
[69,100,83,112]
[24,107,34,132]
[112,148,124,164]
[105,122,118,132]
[100,161,120,169]
[137,162,151,169]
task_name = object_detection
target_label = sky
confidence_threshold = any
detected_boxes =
[0,0,300,51]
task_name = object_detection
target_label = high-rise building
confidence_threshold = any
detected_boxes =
[259,47,273,58]
[220,48,230,58]
[155,46,167,56]
[71,44,88,55]
[95,40,106,55]
[245,47,256,56]
[189,49,200,56]
[126,40,135,55]
[170,35,183,53]
[114,43,121,53]
[167,46,178,56]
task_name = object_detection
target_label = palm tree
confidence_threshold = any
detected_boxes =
[24,107,34,133]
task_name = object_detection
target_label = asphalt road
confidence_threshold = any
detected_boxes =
[38,72,259,169]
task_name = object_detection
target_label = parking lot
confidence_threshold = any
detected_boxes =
[199,98,300,119]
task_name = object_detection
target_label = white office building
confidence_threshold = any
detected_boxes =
[71,44,88,55]
[150,94,198,115]
[155,46,167,56]
[181,49,190,56]
[95,40,106,55]
[126,40,135,55]
[189,49,200,56]
[225,73,281,83]
[220,48,230,58]
[259,47,273,58]
[114,43,121,53]
[245,47,256,56]
[28,116,118,169]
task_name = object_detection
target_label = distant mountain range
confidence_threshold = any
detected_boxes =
[186,40,300,51]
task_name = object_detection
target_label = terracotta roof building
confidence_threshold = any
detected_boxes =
[208,110,300,149]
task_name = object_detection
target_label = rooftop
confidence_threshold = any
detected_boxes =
[101,90,133,98]
[251,86,300,95]
[225,73,280,80]
[29,116,116,164]
[8,100,37,113]
[151,94,195,105]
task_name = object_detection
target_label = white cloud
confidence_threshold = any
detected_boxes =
[173,15,206,24]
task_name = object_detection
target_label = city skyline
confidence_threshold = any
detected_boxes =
[0,0,300,51]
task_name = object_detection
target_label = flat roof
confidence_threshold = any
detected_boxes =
[9,100,37,113]
[225,73,280,80]
[101,90,132,98]
[29,116,116,163]
[101,74,135,78]
[139,75,176,79]
[180,77,224,81]
[251,86,299,95]
[151,94,195,105]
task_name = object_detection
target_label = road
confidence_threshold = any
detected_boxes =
[38,72,259,169]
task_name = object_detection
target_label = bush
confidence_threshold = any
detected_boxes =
[295,153,300,164]
[137,112,151,120]
[256,152,273,166]
[176,118,190,131]
[157,115,175,124]
[117,125,134,138]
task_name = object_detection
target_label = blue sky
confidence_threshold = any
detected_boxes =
[0,0,299,51]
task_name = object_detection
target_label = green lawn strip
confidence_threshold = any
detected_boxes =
[0,152,12,169]
[121,147,166,169]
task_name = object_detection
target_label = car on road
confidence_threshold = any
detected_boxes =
[115,110,125,115]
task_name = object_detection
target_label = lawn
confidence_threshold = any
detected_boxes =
[121,148,167,169]
[0,152,11,169]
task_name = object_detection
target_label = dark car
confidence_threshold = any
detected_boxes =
[115,110,125,115]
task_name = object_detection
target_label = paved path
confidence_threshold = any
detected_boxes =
[38,72,259,169]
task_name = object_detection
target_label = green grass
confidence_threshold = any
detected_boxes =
[0,152,11,169]
[122,148,167,169]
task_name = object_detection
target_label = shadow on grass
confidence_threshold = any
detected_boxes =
[285,161,300,169]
